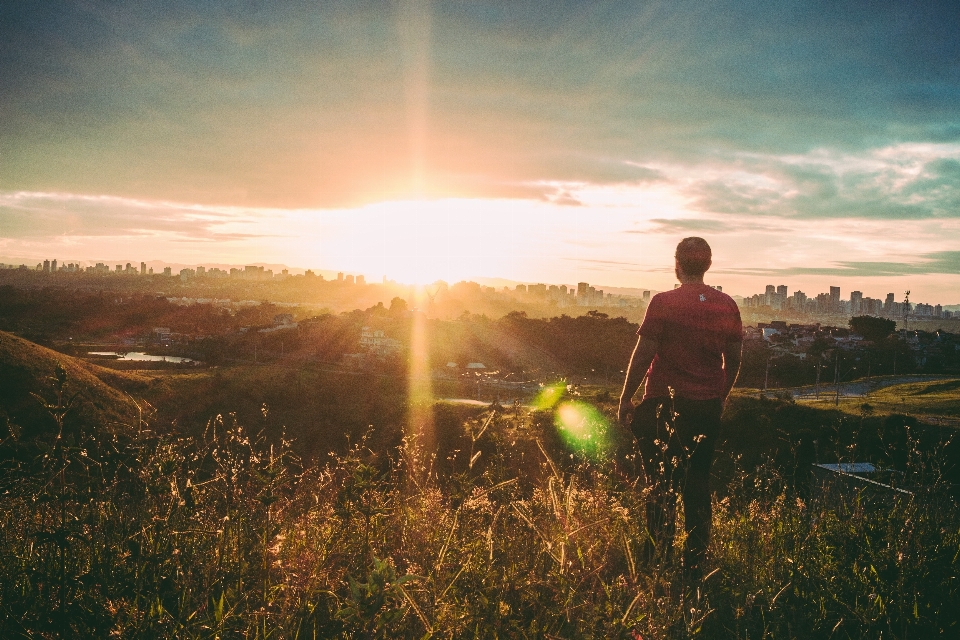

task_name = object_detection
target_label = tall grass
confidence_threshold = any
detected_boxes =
[1,369,958,638]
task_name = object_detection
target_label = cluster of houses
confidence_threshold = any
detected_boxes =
[749,320,959,368]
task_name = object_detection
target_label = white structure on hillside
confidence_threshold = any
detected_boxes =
[360,327,402,357]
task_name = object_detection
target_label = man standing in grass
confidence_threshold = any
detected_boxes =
[618,237,743,580]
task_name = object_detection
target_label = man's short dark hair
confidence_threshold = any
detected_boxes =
[676,237,712,277]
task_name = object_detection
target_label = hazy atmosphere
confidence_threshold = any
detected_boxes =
[5,3,960,637]
[3,1,959,299]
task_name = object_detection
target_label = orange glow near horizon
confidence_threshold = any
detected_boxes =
[6,183,960,303]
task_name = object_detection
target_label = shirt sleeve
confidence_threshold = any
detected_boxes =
[637,295,664,338]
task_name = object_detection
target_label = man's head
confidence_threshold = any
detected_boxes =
[675,237,712,280]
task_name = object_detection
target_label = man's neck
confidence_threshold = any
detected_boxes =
[677,276,705,286]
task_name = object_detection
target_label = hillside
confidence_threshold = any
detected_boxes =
[0,330,147,434]
[795,375,960,426]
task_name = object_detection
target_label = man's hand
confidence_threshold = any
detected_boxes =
[618,397,635,428]
[619,335,658,431]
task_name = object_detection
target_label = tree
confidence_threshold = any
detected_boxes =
[849,315,896,343]
[389,297,408,314]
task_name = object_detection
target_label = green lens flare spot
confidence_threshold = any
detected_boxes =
[553,400,611,460]
[532,382,567,411]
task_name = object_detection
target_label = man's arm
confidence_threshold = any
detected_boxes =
[721,338,743,401]
[618,335,659,427]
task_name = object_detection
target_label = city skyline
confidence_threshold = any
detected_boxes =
[2,3,959,300]
[7,254,959,312]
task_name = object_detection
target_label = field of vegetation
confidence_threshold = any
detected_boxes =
[800,377,960,425]
[2,347,959,638]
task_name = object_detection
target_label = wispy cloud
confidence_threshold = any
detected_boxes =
[0,192,277,240]
[715,251,960,278]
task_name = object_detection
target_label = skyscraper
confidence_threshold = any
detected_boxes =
[793,291,807,309]
[850,291,863,315]
[830,286,840,311]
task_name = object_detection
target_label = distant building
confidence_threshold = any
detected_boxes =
[356,274,365,285]
[163,267,172,276]
[765,285,775,306]
[850,291,863,315]
[830,286,840,310]
[345,274,355,285]
[141,262,147,275]
[360,327,401,357]
[259,314,298,333]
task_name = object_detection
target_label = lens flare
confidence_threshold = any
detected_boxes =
[553,400,611,461]
[406,286,434,454]
[532,381,567,411]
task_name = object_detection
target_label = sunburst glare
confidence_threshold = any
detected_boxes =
[406,286,435,454]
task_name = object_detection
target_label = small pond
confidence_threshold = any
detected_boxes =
[88,351,195,363]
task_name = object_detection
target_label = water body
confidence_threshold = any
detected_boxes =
[88,351,195,363]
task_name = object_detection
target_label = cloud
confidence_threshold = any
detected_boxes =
[3,2,959,207]
[0,191,275,241]
[640,218,736,234]
[561,257,672,273]
[715,251,960,278]
[673,143,960,221]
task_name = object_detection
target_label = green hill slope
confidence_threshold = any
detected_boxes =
[0,331,145,435]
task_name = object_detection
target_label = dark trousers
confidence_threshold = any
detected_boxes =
[631,395,723,573]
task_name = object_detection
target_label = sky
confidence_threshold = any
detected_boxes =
[2,1,959,302]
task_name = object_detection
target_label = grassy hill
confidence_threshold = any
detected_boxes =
[796,375,960,425]
[0,330,147,435]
